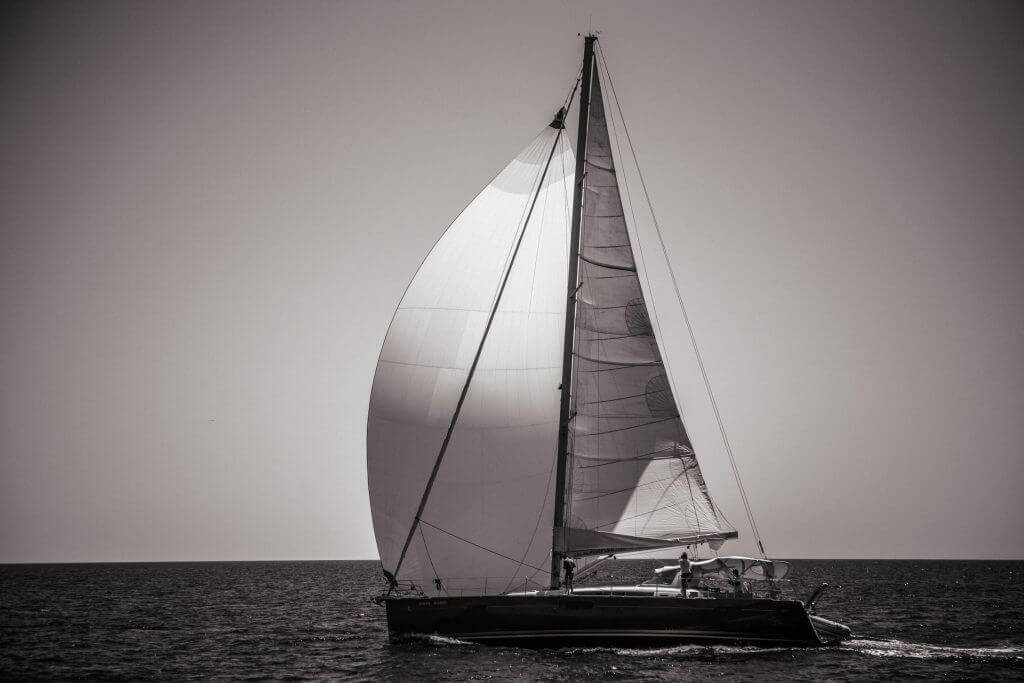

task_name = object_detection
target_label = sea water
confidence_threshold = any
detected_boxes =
[2,560,1021,680]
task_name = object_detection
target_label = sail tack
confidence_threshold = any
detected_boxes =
[367,128,575,596]
[562,66,734,557]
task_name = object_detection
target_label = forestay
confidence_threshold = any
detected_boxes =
[367,127,575,596]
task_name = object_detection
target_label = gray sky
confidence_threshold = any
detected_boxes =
[2,0,1022,563]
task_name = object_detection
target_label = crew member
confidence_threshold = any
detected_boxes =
[562,556,577,593]
[679,551,694,589]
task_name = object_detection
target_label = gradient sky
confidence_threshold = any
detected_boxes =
[2,0,1022,563]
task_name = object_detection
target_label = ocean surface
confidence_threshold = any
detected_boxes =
[2,559,1022,680]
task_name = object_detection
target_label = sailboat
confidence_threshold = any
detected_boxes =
[366,35,851,647]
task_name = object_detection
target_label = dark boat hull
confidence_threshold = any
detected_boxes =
[385,594,829,647]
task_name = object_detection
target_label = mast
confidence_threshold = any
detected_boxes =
[551,34,596,588]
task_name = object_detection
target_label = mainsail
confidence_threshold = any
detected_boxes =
[558,65,735,559]
[367,47,734,598]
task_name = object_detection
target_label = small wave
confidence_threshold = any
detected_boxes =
[393,632,477,647]
[549,644,798,658]
[615,644,789,657]
[846,638,1024,661]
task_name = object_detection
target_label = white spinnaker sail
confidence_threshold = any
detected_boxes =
[562,65,734,557]
[368,127,574,596]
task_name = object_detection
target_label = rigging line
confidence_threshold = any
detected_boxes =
[578,412,677,419]
[576,446,692,467]
[592,501,739,533]
[578,303,640,310]
[578,332,655,343]
[418,525,447,596]
[579,415,677,436]
[572,554,616,582]
[582,389,666,404]
[594,502,689,530]
[418,519,548,575]
[576,453,686,469]
[596,42,767,559]
[576,301,650,311]
[575,472,694,502]
[710,501,739,541]
[522,549,554,589]
[636,467,691,537]
[578,364,661,374]
[382,359,560,372]
[683,454,703,541]
[563,68,583,113]
[391,126,569,581]
[573,355,661,368]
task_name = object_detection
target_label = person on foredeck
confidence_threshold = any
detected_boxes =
[562,557,576,594]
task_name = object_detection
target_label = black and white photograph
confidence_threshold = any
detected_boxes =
[2,0,1023,679]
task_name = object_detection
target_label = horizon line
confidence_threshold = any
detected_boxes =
[3,556,1024,566]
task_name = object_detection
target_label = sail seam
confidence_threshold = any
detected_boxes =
[418,519,548,576]
[575,450,691,469]
[580,254,636,271]
[577,364,660,373]
[573,353,662,367]
[578,332,654,341]
[585,159,615,173]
